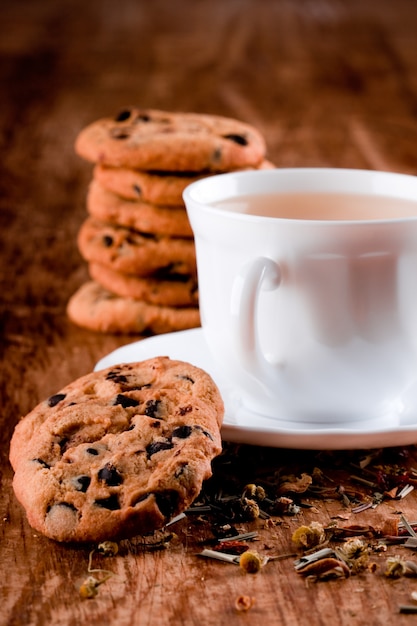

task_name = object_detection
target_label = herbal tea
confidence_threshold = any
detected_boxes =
[212,192,417,220]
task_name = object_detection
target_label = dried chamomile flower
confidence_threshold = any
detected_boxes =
[79,575,102,599]
[384,556,408,578]
[337,538,369,573]
[239,550,267,574]
[79,548,115,599]
[97,541,119,556]
[292,521,326,550]
[242,484,266,501]
[384,556,417,578]
[235,595,256,612]
[239,497,260,521]
[338,537,367,560]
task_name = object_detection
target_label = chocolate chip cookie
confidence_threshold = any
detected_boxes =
[87,180,193,238]
[9,357,224,542]
[77,217,196,276]
[93,159,275,206]
[75,107,267,172]
[89,262,199,306]
[66,281,200,334]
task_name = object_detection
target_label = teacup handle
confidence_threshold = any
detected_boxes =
[232,256,281,381]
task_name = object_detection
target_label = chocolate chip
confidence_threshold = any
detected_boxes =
[159,272,190,283]
[131,490,178,518]
[178,405,193,416]
[146,440,174,458]
[47,393,66,408]
[172,425,193,439]
[153,263,178,279]
[94,495,120,510]
[211,147,222,163]
[177,375,195,384]
[222,133,248,146]
[136,113,151,122]
[195,425,214,440]
[154,490,179,519]
[33,458,50,469]
[135,231,157,241]
[86,447,100,456]
[102,235,113,247]
[58,438,69,452]
[72,475,91,492]
[153,262,189,277]
[144,399,161,418]
[133,184,142,197]
[106,370,128,384]
[114,394,140,408]
[98,464,123,486]
[115,109,132,122]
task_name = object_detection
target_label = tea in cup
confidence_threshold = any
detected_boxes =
[183,168,417,425]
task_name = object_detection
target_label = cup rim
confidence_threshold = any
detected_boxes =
[183,167,417,225]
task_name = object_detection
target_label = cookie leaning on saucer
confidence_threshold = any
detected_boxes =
[9,357,224,542]
[67,281,200,334]
[75,108,267,172]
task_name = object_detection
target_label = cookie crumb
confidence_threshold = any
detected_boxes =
[235,595,255,612]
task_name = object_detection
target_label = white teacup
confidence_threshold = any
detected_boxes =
[183,168,417,425]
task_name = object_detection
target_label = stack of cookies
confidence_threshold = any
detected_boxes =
[67,107,271,335]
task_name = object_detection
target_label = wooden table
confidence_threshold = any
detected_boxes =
[2,0,417,623]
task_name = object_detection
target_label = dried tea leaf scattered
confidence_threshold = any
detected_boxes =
[296,554,350,580]
[277,473,313,496]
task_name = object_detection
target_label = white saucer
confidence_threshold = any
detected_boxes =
[95,328,417,450]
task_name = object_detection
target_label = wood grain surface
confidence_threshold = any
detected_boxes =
[2,0,417,624]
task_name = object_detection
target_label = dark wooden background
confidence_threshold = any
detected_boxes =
[2,0,417,624]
